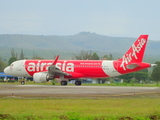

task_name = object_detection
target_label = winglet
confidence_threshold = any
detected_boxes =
[52,55,60,65]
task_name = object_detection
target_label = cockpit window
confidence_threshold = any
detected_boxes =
[10,64,14,67]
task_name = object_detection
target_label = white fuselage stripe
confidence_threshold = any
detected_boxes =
[102,60,122,77]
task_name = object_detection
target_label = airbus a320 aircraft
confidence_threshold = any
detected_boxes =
[4,35,155,85]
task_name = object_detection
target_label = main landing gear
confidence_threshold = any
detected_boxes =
[75,80,81,86]
[60,81,68,86]
[60,80,82,86]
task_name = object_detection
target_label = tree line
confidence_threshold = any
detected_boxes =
[0,48,43,71]
[72,50,113,60]
[0,49,160,83]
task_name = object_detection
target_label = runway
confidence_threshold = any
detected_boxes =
[0,84,160,98]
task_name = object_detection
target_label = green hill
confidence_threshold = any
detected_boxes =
[0,32,160,63]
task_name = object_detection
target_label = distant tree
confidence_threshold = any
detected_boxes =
[91,52,99,60]
[118,73,134,83]
[134,72,148,81]
[109,54,113,60]
[102,54,113,60]
[151,61,160,83]
[32,53,43,59]
[0,57,7,72]
[8,57,17,65]
[118,69,149,83]
[73,50,93,60]
[11,48,18,58]
[11,48,16,58]
[19,49,25,60]
[8,48,18,65]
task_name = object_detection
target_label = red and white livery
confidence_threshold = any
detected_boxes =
[4,35,154,85]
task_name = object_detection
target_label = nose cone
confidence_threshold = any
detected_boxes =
[4,66,10,74]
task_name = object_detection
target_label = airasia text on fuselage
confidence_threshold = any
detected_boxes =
[26,61,74,72]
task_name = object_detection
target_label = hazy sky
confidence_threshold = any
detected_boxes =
[1,0,160,40]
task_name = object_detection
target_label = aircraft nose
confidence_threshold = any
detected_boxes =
[4,66,10,74]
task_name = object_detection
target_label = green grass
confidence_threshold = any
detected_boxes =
[0,81,159,119]
[0,99,160,120]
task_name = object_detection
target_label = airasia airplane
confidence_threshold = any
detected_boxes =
[4,35,154,85]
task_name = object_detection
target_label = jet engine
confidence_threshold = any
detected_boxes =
[33,55,70,84]
[33,73,54,83]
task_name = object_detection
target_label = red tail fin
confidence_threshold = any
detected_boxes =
[118,35,148,70]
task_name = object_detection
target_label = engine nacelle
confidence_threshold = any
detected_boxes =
[33,73,54,83]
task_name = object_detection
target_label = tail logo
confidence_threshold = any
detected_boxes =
[120,38,146,70]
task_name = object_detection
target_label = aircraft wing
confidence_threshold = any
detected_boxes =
[41,69,71,77]
[42,70,84,78]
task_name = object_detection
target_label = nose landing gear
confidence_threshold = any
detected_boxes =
[21,81,25,85]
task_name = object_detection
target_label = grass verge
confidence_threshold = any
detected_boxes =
[0,99,160,120]
[0,82,160,87]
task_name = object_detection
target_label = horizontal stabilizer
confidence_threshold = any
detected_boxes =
[126,63,140,69]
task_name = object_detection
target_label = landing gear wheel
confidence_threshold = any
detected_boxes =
[21,81,25,85]
[75,80,81,86]
[61,81,67,86]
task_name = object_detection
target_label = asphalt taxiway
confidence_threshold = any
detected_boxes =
[0,84,159,98]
